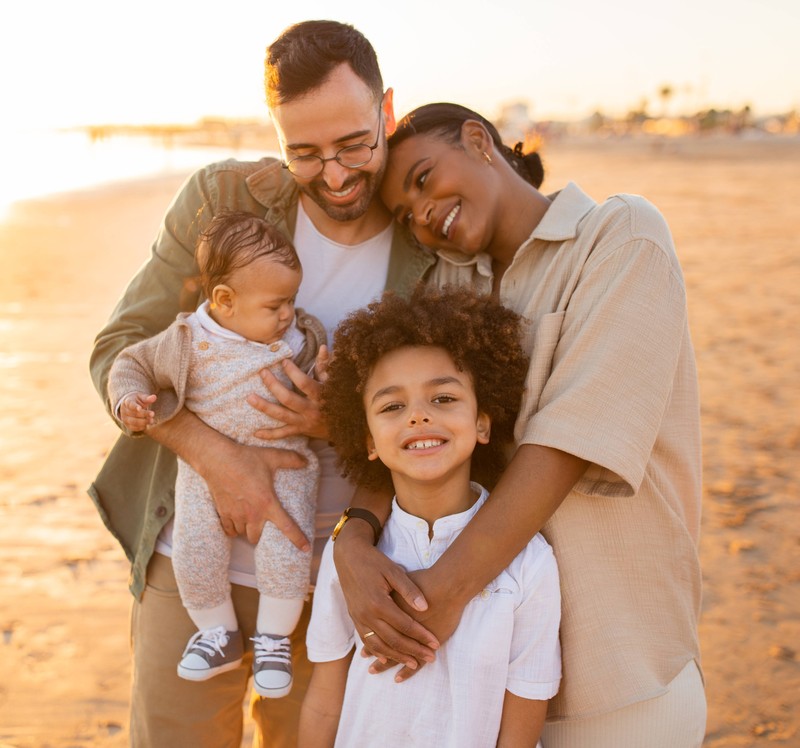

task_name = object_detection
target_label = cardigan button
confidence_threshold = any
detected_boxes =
[155,506,167,518]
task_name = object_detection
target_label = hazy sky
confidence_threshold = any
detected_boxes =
[3,0,798,130]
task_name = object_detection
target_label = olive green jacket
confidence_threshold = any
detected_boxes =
[89,157,435,598]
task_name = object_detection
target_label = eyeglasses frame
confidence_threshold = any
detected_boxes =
[281,109,384,179]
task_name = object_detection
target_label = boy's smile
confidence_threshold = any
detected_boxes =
[363,345,490,523]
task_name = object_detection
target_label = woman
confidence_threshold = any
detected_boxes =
[331,103,706,746]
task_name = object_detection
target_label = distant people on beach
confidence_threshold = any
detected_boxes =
[330,102,707,747]
[108,210,325,699]
[299,285,561,747]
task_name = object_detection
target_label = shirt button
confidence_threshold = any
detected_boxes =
[198,341,209,350]
[270,343,281,352]
[155,506,167,518]
[480,589,490,599]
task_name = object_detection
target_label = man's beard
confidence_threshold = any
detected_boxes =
[299,161,385,223]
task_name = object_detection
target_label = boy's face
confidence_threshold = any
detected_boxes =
[363,345,490,493]
[211,256,301,345]
[270,63,395,224]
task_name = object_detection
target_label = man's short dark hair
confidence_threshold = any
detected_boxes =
[265,20,383,107]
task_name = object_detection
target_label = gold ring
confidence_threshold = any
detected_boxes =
[363,631,376,639]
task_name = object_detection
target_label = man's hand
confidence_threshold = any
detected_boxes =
[251,359,329,441]
[200,441,310,546]
[148,410,311,548]
[119,392,157,432]
[312,344,331,383]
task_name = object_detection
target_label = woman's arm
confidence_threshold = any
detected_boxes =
[298,657,352,748]
[497,693,548,747]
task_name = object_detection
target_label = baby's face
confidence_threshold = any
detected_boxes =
[222,257,301,345]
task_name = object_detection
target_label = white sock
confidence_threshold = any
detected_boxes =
[186,598,238,632]
[257,596,304,636]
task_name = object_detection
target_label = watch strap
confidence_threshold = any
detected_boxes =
[331,507,382,545]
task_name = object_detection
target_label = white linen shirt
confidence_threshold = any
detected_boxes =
[307,485,562,747]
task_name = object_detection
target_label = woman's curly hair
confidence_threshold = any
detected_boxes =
[322,284,529,493]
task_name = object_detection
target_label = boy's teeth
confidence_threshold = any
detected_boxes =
[406,439,444,450]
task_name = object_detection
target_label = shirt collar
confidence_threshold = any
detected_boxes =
[531,182,597,242]
[195,300,300,348]
[390,483,489,538]
[430,183,597,271]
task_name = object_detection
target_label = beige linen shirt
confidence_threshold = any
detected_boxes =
[430,183,702,720]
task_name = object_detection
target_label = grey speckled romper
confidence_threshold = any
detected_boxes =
[171,314,318,609]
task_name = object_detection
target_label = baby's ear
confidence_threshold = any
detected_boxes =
[476,411,492,445]
[366,434,379,461]
[210,284,234,315]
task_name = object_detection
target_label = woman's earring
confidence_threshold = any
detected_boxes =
[482,151,492,164]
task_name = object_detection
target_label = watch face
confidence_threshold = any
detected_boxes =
[331,510,350,541]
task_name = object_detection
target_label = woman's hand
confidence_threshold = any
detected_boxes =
[366,567,467,682]
[333,524,440,672]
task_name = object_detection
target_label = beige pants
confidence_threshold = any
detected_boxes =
[541,659,706,748]
[130,552,312,748]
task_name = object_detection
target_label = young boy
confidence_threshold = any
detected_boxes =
[108,210,326,697]
[299,285,561,747]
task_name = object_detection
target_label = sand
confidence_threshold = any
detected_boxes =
[0,135,798,747]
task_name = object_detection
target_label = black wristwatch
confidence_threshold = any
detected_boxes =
[330,507,382,545]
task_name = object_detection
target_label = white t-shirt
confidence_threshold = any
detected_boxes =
[156,204,395,587]
[307,485,562,748]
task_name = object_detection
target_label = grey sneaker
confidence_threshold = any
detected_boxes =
[251,633,292,698]
[177,626,243,681]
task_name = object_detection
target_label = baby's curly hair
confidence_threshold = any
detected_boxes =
[322,284,529,493]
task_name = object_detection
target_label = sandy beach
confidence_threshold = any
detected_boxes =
[1,135,798,747]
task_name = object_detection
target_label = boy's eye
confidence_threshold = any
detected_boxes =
[378,402,404,414]
[433,394,456,404]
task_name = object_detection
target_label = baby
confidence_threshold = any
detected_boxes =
[108,210,325,698]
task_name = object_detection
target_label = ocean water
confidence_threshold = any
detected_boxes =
[0,127,274,214]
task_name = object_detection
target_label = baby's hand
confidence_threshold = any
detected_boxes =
[119,392,157,432]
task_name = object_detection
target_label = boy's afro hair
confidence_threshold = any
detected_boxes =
[321,284,529,492]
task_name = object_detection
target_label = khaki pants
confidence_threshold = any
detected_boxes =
[130,552,312,747]
[541,660,706,748]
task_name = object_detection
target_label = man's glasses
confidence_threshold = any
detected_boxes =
[281,110,384,179]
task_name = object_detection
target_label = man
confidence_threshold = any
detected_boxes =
[89,20,434,747]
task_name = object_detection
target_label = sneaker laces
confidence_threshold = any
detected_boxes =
[182,626,230,658]
[251,634,291,665]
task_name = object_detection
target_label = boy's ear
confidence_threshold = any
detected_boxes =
[366,433,379,461]
[476,411,491,445]
[211,284,235,315]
